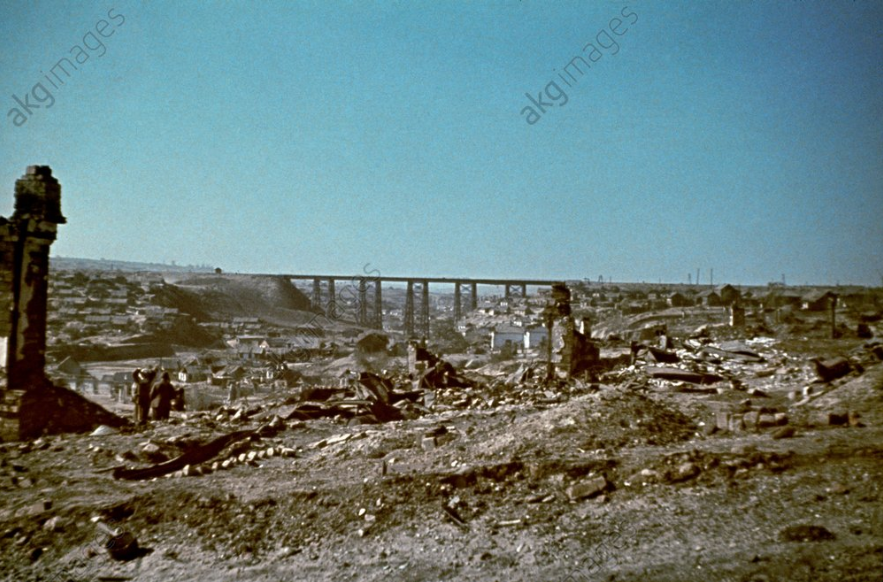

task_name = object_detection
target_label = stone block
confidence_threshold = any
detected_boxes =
[848,411,863,427]
[728,414,745,432]
[672,462,700,482]
[816,412,848,426]
[715,411,731,431]
[567,475,607,500]
[743,410,760,429]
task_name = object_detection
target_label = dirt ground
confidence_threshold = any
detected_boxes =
[1,334,882,581]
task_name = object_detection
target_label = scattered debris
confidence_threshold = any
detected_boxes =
[113,429,257,480]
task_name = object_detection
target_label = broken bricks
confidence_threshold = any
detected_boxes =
[715,410,788,434]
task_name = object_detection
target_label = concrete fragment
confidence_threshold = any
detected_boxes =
[142,443,161,455]
[19,499,52,517]
[42,516,63,532]
[567,475,607,500]
[771,426,795,439]
[672,462,700,482]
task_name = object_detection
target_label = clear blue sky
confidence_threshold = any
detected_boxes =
[2,1,881,286]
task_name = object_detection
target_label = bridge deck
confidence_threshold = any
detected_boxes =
[282,274,565,286]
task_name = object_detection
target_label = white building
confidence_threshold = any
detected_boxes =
[524,326,549,349]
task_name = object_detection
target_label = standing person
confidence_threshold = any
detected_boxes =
[132,368,156,425]
[171,386,186,412]
[130,369,142,423]
[226,380,238,405]
[150,372,176,420]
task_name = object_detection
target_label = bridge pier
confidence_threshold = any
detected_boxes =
[404,281,415,337]
[358,277,368,326]
[312,278,321,310]
[505,284,511,300]
[521,283,527,297]
[420,280,430,338]
[327,278,336,319]
[374,280,383,329]
[470,282,478,310]
[453,282,462,320]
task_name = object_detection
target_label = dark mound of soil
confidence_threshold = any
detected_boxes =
[154,275,311,321]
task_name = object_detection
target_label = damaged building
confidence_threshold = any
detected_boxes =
[0,166,125,440]
[544,283,599,379]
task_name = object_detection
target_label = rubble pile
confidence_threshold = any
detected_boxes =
[622,447,794,490]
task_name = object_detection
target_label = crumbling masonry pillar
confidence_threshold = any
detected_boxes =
[1,166,65,388]
[1,167,127,441]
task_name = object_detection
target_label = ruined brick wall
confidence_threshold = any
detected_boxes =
[547,284,600,380]
[551,317,599,379]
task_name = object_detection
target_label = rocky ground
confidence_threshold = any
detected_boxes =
[1,332,882,582]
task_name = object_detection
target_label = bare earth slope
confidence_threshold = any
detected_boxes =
[1,353,882,581]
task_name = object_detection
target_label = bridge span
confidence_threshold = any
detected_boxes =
[282,273,565,337]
